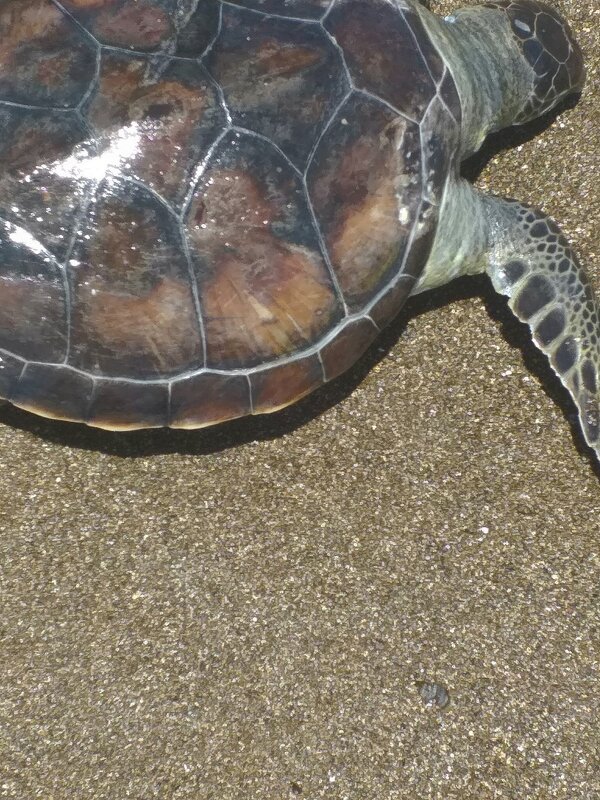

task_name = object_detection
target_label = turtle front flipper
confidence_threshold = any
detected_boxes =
[483,194,600,454]
[416,179,600,459]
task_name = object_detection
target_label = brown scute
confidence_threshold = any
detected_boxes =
[0,351,24,400]
[330,190,402,299]
[325,0,437,120]
[91,2,172,50]
[369,276,415,329]
[247,39,323,77]
[320,318,378,382]
[169,372,251,429]
[190,167,274,245]
[86,55,224,208]
[69,179,203,379]
[76,277,203,377]
[251,355,323,414]
[202,236,338,368]
[0,0,97,108]
[308,94,422,310]
[11,364,94,423]
[63,0,222,57]
[186,134,341,369]
[207,6,348,167]
[88,379,169,429]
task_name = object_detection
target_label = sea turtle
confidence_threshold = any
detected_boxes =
[0,0,595,456]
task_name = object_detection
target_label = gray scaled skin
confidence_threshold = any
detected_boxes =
[412,0,598,457]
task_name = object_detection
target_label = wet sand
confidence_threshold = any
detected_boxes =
[1,1,599,797]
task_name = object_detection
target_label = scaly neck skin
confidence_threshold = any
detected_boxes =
[415,4,534,158]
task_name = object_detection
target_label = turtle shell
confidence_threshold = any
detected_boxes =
[0,0,460,429]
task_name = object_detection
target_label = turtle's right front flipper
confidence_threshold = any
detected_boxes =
[482,194,600,455]
[416,178,600,460]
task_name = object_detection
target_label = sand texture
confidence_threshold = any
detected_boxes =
[1,1,599,797]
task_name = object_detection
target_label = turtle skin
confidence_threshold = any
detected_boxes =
[0,0,460,429]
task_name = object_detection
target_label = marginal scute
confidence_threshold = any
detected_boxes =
[186,132,341,370]
[206,5,348,168]
[0,222,67,362]
[0,0,97,107]
[369,276,416,329]
[11,364,94,423]
[251,355,323,414]
[320,318,378,381]
[69,178,203,379]
[169,372,251,428]
[307,93,423,311]
[402,220,437,280]
[325,0,437,120]
[89,378,169,429]
[84,53,225,209]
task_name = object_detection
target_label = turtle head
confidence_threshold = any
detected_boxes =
[486,0,585,123]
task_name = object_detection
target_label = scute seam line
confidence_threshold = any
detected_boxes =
[199,58,233,126]
[50,0,103,49]
[232,126,302,177]
[179,127,231,223]
[219,0,322,25]
[0,100,73,113]
[399,6,439,88]
[0,269,416,388]
[198,1,223,63]
[76,46,101,113]
[179,218,208,369]
[322,29,354,91]
[102,45,199,63]
[355,88,418,125]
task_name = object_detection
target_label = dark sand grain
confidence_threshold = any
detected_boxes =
[1,1,599,798]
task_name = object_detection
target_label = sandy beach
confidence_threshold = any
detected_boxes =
[1,0,599,797]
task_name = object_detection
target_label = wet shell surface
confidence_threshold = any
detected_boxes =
[0,0,460,429]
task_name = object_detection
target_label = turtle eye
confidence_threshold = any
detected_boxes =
[485,0,585,122]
